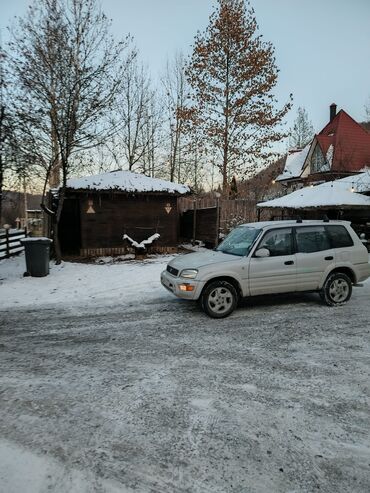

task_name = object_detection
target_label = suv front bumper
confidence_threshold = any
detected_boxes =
[161,270,204,300]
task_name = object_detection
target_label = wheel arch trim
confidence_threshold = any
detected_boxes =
[201,276,243,298]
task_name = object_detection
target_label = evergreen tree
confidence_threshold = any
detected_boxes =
[288,106,314,149]
[182,0,292,194]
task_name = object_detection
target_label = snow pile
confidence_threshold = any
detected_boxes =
[123,233,160,250]
[67,170,190,195]
[0,253,174,310]
[179,242,208,252]
[95,254,135,264]
[275,144,311,182]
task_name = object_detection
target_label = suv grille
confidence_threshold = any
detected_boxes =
[167,265,179,277]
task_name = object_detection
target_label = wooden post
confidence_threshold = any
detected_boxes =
[192,199,197,246]
[5,227,9,258]
[257,208,261,222]
[215,197,220,247]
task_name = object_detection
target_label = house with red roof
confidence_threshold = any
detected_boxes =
[258,106,370,239]
[276,104,370,191]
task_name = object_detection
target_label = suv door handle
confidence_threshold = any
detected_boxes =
[325,256,334,261]
[284,260,294,265]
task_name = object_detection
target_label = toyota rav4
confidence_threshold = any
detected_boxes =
[161,220,370,318]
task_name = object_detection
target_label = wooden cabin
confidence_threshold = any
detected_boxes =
[59,170,190,257]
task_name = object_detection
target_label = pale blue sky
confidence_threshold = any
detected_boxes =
[2,0,370,133]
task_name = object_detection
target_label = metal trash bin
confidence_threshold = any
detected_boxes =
[21,237,53,277]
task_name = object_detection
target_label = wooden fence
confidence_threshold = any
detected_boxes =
[179,197,266,232]
[0,229,27,259]
[178,197,280,247]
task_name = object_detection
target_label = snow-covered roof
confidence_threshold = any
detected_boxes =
[275,144,311,182]
[258,171,370,209]
[337,168,370,193]
[67,170,190,195]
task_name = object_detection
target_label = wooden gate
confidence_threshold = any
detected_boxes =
[0,229,27,259]
[180,205,220,248]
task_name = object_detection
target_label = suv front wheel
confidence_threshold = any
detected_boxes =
[200,280,238,318]
[320,272,352,306]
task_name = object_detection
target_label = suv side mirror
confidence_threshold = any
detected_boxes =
[255,247,270,258]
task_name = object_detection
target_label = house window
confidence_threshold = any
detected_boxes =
[311,145,330,173]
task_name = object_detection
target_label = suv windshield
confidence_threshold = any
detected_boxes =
[217,226,261,256]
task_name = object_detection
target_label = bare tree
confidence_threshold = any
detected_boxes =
[0,76,8,223]
[0,50,38,223]
[101,54,163,176]
[180,133,208,192]
[139,95,164,177]
[288,106,314,150]
[182,0,292,194]
[6,0,130,262]
[162,52,189,182]
[115,56,162,173]
[0,47,16,223]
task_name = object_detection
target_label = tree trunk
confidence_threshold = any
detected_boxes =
[53,185,65,264]
[53,218,62,264]
[0,105,4,224]
[222,145,228,195]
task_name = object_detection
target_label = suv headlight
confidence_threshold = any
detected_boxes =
[180,269,198,279]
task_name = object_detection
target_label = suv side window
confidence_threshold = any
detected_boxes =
[296,226,331,253]
[326,225,353,248]
[258,228,293,256]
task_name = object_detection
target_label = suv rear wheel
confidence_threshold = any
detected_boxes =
[200,280,238,318]
[320,272,352,306]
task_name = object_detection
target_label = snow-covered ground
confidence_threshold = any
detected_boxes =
[1,251,368,311]
[0,253,174,311]
[1,253,370,492]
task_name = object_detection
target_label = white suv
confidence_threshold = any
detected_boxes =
[161,220,370,318]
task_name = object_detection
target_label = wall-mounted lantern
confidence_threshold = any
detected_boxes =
[86,199,96,214]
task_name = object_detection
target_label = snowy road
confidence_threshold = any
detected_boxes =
[0,255,370,492]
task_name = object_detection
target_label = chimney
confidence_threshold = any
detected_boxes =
[330,103,337,122]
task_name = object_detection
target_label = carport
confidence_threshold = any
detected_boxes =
[257,172,370,238]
